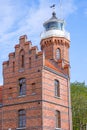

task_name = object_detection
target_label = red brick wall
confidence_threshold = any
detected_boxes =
[2,35,43,129]
[2,102,42,130]
[42,69,70,130]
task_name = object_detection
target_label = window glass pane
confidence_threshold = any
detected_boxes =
[56,111,61,128]
[55,86,58,96]
[19,79,22,84]
[55,80,60,97]
[18,110,26,128]
[56,48,61,60]
[19,78,26,96]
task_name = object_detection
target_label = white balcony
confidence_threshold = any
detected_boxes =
[40,29,70,40]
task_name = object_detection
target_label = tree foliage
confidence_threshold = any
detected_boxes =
[71,82,87,130]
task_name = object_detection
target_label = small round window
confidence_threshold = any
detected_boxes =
[56,48,61,60]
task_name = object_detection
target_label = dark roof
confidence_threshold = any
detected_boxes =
[43,12,58,26]
[43,11,64,27]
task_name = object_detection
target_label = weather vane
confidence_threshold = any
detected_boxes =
[50,4,55,12]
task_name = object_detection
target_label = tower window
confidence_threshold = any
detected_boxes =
[55,80,60,97]
[19,78,26,96]
[56,48,61,60]
[56,110,61,128]
[18,109,26,128]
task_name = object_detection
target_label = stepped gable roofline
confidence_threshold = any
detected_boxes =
[9,52,15,57]
[43,11,65,27]
[19,34,27,41]
[31,46,38,50]
[3,61,9,65]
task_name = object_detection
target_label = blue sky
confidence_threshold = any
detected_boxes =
[0,0,87,85]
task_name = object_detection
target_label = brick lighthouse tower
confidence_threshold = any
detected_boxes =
[40,11,72,130]
[0,8,72,130]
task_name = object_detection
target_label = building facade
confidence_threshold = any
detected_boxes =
[0,11,72,130]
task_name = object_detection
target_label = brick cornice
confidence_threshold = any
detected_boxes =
[40,37,70,49]
[1,99,71,109]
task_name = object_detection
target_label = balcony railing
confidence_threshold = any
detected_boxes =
[40,29,70,40]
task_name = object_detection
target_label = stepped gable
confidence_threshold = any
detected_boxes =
[3,35,43,69]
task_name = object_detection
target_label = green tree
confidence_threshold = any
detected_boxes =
[71,82,87,130]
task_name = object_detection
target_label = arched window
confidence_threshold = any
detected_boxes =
[19,49,25,68]
[19,78,26,96]
[54,80,60,97]
[56,110,61,128]
[56,48,61,60]
[18,109,26,128]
